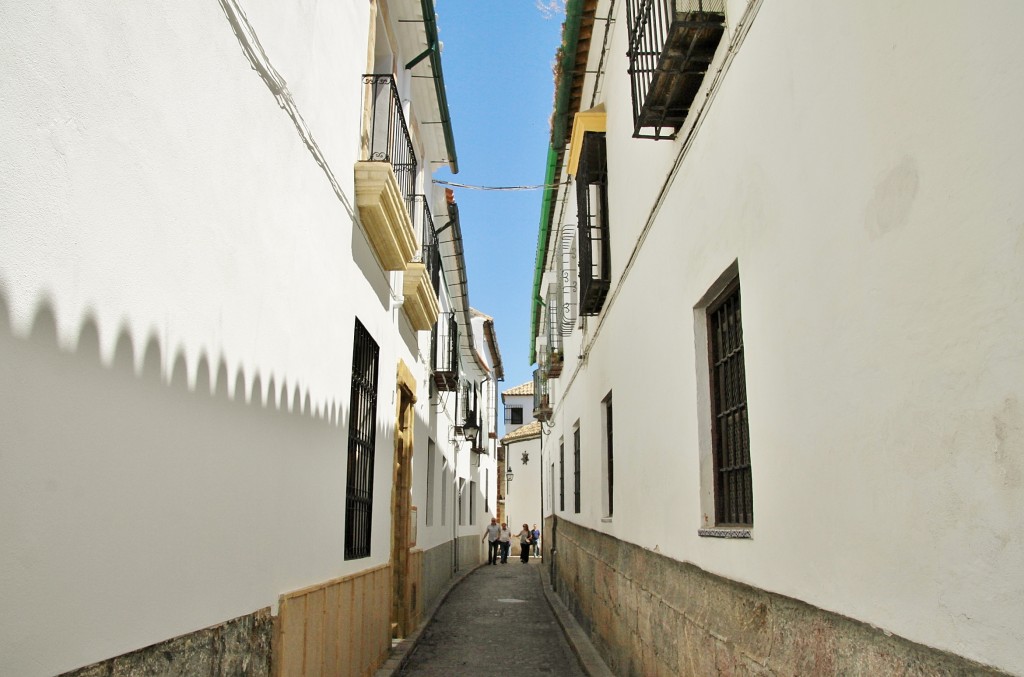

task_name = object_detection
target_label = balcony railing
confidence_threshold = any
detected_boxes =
[626,0,726,139]
[363,74,417,210]
[533,368,552,422]
[431,312,459,391]
[546,283,564,378]
[418,196,442,297]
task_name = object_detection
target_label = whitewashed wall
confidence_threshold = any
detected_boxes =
[0,1,446,675]
[540,0,1024,673]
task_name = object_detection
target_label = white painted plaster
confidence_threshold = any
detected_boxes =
[0,1,472,674]
[538,0,1024,672]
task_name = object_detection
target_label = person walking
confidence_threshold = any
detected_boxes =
[498,522,512,563]
[517,523,532,563]
[482,517,500,565]
[531,524,541,558]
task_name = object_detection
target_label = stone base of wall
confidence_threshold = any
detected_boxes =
[549,519,1006,676]
[456,534,482,571]
[59,609,272,677]
[420,540,455,614]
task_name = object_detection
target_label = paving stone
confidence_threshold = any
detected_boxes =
[396,561,586,676]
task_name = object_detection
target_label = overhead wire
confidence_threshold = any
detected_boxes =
[428,178,565,191]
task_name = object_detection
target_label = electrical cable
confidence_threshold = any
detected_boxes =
[432,179,569,192]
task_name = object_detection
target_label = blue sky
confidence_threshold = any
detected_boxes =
[432,1,564,394]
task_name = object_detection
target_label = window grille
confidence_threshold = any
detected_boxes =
[708,280,752,525]
[505,406,524,425]
[560,223,578,335]
[605,393,614,518]
[559,440,565,512]
[577,133,610,315]
[573,426,582,514]
[345,319,380,559]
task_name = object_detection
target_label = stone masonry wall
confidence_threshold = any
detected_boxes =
[60,609,272,677]
[420,541,455,617]
[549,519,1006,676]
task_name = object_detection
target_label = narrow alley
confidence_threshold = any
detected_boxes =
[389,560,598,677]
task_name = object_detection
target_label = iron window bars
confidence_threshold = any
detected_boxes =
[559,439,565,512]
[605,393,614,518]
[345,319,380,560]
[362,74,418,212]
[573,426,582,514]
[708,280,752,526]
[431,312,459,391]
[577,132,611,316]
[625,0,726,139]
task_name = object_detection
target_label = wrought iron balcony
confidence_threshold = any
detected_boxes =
[533,368,552,422]
[546,283,564,378]
[626,0,726,139]
[362,74,417,211]
[418,196,442,297]
[431,311,459,391]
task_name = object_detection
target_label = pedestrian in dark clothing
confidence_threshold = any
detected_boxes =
[517,523,532,563]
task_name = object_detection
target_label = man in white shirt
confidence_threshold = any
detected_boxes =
[481,517,501,565]
[498,523,512,563]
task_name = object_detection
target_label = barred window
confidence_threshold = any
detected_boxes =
[559,439,565,512]
[345,319,380,559]
[708,280,752,526]
[603,393,614,518]
[577,132,610,316]
[573,425,582,514]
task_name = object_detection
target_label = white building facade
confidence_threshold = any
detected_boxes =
[500,382,543,552]
[0,1,498,675]
[532,0,1024,674]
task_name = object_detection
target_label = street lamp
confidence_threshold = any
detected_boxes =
[462,422,480,442]
[506,455,514,483]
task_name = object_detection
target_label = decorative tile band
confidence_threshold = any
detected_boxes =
[698,528,752,539]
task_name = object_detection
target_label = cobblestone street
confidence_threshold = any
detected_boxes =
[395,561,588,676]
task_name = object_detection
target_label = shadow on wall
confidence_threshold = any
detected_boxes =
[0,287,343,426]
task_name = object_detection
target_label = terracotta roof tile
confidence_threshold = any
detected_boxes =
[503,381,534,397]
[501,420,542,444]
